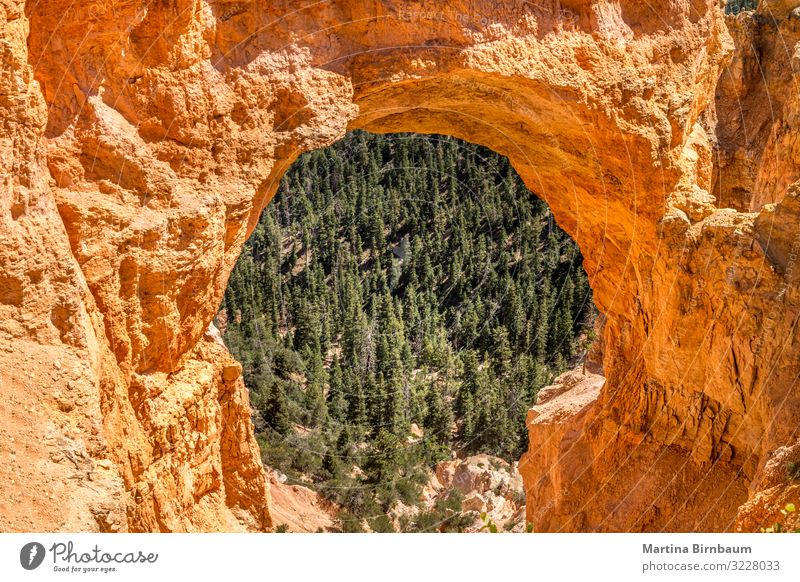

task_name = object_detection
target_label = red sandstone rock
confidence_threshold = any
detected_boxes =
[1,0,799,532]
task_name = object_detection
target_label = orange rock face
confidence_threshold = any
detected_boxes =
[268,472,338,533]
[1,0,799,531]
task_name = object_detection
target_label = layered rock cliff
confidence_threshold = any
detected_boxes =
[1,0,799,532]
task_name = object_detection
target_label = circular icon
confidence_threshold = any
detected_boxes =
[20,542,46,570]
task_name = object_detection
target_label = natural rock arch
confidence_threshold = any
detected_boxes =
[1,0,799,531]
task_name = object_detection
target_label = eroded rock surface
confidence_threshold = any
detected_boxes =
[2,0,799,531]
[430,454,526,532]
[267,472,338,533]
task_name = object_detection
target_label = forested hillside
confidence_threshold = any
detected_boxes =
[219,131,595,531]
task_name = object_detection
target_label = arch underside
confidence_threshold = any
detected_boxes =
[1,0,799,531]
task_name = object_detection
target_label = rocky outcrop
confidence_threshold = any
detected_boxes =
[428,455,526,532]
[385,454,525,532]
[735,441,800,532]
[522,364,605,531]
[522,362,753,531]
[2,0,800,531]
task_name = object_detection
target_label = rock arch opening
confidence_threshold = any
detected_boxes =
[5,0,799,533]
[220,129,598,531]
